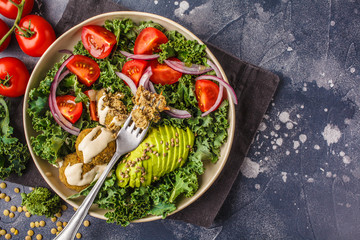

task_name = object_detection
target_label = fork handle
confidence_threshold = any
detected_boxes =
[54,149,126,240]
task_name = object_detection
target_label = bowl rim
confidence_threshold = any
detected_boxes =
[23,11,236,223]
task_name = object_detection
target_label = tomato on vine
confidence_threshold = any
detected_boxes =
[0,18,10,52]
[0,0,34,19]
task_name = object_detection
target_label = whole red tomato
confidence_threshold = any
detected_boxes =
[15,15,56,57]
[0,0,34,19]
[0,57,30,97]
[0,18,10,52]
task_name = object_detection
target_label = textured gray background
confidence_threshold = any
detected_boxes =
[1,0,360,239]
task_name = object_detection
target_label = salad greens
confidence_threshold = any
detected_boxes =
[28,18,229,226]
[0,97,29,180]
[21,187,62,217]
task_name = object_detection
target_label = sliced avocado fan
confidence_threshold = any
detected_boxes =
[116,125,195,188]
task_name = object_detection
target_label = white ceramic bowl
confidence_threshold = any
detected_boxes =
[23,11,235,223]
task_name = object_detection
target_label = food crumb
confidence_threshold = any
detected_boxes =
[4,196,10,202]
[83,220,90,227]
[3,209,10,216]
[25,212,31,217]
[0,182,7,189]
[13,188,20,193]
[36,234,42,240]
[51,228,57,234]
[4,233,11,239]
[27,230,34,236]
[76,233,82,239]
[10,206,17,212]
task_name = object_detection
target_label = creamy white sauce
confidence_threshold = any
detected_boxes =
[64,163,108,186]
[78,126,114,164]
[98,95,109,125]
[110,116,125,127]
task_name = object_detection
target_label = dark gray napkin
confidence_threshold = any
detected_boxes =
[7,0,280,227]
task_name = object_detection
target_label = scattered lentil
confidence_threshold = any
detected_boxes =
[4,233,11,239]
[9,212,15,218]
[30,222,35,228]
[27,230,34,236]
[55,212,62,218]
[175,132,178,137]
[63,222,67,227]
[73,207,77,211]
[17,206,23,212]
[51,217,57,222]
[56,221,62,227]
[176,138,179,143]
[76,233,82,239]
[36,234,42,240]
[25,212,31,217]
[0,182,6,189]
[4,196,10,202]
[3,209,9,216]
[13,188,20,193]
[22,206,27,212]
[0,229,6,235]
[83,220,90,227]
[10,228,15,233]
[0,193,5,199]
[51,228,57,234]
[25,236,31,240]
[57,226,63,232]
[39,221,45,227]
[35,222,39,228]
[10,206,16,212]
[61,205,67,211]
[13,230,18,235]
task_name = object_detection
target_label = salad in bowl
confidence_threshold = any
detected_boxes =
[24,12,236,226]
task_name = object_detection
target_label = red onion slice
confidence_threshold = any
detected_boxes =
[86,89,97,101]
[195,75,238,105]
[49,69,81,136]
[120,50,159,60]
[115,72,137,95]
[164,59,212,75]
[138,66,152,89]
[148,81,157,94]
[206,59,221,78]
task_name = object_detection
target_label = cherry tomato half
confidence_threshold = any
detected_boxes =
[149,58,182,85]
[0,18,10,52]
[15,15,56,57]
[0,57,29,97]
[56,95,83,124]
[134,27,168,55]
[121,60,148,87]
[195,80,221,112]
[66,55,100,87]
[0,0,34,19]
[81,25,117,59]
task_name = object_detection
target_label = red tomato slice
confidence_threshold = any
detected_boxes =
[81,25,117,59]
[0,19,10,52]
[56,95,83,124]
[195,80,221,112]
[15,15,56,57]
[149,58,182,85]
[0,57,29,97]
[0,0,34,19]
[66,55,100,87]
[121,60,148,87]
[134,27,168,55]
[84,90,98,121]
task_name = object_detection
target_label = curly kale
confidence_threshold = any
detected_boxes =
[21,187,62,217]
[0,97,29,180]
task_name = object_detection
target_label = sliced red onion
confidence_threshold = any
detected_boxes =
[49,69,81,136]
[206,59,221,78]
[195,75,238,105]
[164,59,212,75]
[58,49,73,55]
[148,82,192,118]
[115,72,137,95]
[138,66,152,89]
[86,89,97,101]
[120,50,159,60]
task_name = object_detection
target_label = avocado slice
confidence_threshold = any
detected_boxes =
[115,125,195,188]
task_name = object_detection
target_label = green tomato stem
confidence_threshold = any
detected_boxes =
[0,0,26,47]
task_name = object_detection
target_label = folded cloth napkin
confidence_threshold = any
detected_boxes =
[7,0,280,228]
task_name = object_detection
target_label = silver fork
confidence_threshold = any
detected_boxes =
[54,112,149,240]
